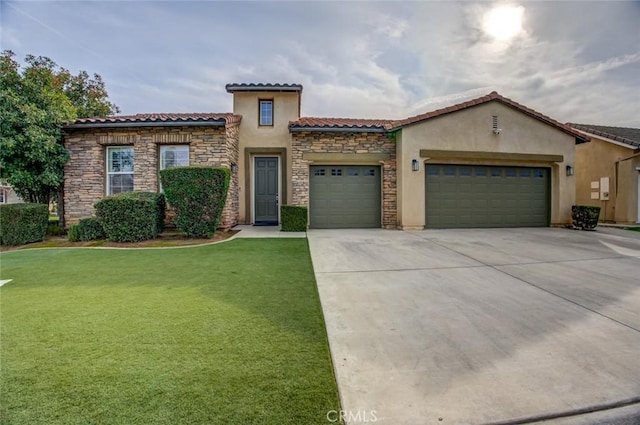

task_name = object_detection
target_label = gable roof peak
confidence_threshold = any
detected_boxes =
[390,91,589,143]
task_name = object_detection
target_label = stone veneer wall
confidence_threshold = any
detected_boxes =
[63,125,239,229]
[291,131,397,228]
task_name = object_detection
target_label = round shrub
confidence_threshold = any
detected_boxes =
[78,218,104,240]
[160,167,230,238]
[95,192,165,242]
[67,224,81,242]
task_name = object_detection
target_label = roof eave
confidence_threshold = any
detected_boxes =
[225,84,303,94]
[289,126,388,133]
[64,120,227,129]
[389,97,590,143]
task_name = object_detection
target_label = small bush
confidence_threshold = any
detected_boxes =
[281,205,308,232]
[95,192,166,242]
[69,217,104,241]
[571,205,601,230]
[47,224,65,236]
[67,224,81,242]
[160,167,229,238]
[0,203,49,246]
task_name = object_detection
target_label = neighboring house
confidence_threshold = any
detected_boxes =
[0,183,23,204]
[62,84,588,230]
[569,124,640,224]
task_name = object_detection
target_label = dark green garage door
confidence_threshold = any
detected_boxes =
[425,165,550,228]
[310,165,381,228]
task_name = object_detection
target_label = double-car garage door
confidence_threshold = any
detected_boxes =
[309,165,381,228]
[308,163,550,229]
[425,164,550,228]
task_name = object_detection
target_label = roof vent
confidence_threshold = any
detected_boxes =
[492,115,502,134]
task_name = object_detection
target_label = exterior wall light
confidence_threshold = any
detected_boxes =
[566,165,574,176]
[231,163,238,173]
[412,159,420,172]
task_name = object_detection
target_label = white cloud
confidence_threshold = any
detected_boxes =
[3,1,638,126]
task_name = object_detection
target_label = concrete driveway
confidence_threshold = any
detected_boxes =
[307,228,640,425]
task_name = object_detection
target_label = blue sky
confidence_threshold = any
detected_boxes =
[2,1,639,126]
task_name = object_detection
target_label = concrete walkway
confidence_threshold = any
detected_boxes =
[308,228,640,425]
[232,224,306,238]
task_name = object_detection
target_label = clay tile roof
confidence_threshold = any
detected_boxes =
[566,123,640,148]
[67,113,241,128]
[390,91,589,143]
[289,117,395,132]
[225,83,303,93]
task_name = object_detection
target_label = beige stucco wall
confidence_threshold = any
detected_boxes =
[233,91,300,223]
[615,156,640,223]
[575,136,638,223]
[396,101,577,229]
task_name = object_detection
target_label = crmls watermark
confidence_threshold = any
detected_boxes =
[326,409,378,423]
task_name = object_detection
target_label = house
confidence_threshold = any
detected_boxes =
[0,182,22,204]
[62,84,588,230]
[569,123,640,224]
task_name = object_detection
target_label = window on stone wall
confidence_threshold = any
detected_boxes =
[259,100,273,126]
[159,145,189,190]
[160,145,189,170]
[106,146,134,195]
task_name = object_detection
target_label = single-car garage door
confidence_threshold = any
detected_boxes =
[310,165,381,228]
[425,164,550,228]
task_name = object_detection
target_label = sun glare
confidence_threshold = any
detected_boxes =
[483,5,524,41]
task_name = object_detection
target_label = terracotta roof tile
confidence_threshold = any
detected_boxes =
[225,83,303,93]
[567,123,640,148]
[391,91,589,142]
[69,113,241,128]
[290,91,588,142]
[289,117,395,131]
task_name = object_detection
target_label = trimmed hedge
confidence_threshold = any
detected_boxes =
[68,217,104,242]
[95,192,166,242]
[0,203,49,246]
[160,166,230,238]
[571,205,601,230]
[281,205,308,232]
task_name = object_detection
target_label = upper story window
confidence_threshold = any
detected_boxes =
[106,146,134,195]
[259,100,273,126]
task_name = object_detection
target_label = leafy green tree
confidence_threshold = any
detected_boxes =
[0,51,119,203]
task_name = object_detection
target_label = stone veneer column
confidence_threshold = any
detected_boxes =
[290,131,397,228]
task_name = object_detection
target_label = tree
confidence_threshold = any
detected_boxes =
[0,51,119,204]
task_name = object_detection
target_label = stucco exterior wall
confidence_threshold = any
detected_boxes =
[396,101,577,229]
[63,126,238,229]
[575,136,638,223]
[291,131,397,228]
[614,155,640,223]
[232,91,300,223]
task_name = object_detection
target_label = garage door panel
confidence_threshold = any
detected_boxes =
[426,165,549,228]
[310,165,381,229]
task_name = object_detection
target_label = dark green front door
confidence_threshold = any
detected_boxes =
[309,165,381,229]
[425,165,550,228]
[255,157,279,224]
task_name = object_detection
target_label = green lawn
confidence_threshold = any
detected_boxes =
[0,239,340,424]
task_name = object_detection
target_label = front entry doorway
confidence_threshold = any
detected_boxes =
[254,156,279,225]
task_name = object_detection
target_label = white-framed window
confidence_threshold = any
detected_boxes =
[106,146,134,195]
[159,145,189,191]
[259,100,273,126]
[0,188,6,204]
[159,145,189,170]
